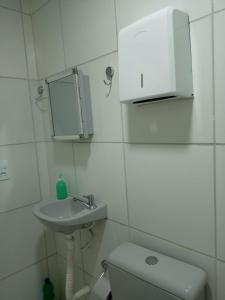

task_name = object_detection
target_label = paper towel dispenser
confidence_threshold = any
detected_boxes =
[118,7,193,104]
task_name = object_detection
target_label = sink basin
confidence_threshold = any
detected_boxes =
[33,197,107,234]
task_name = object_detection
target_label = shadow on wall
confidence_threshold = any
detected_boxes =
[124,98,194,143]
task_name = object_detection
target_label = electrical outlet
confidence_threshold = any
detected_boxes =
[0,160,10,181]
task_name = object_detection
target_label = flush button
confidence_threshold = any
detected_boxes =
[145,256,158,266]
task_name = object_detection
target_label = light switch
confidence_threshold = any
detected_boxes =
[0,160,10,181]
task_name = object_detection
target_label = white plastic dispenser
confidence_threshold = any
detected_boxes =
[119,7,193,104]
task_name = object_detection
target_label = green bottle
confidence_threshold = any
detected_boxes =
[56,174,68,200]
[43,278,55,300]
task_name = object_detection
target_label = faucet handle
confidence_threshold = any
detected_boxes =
[83,194,96,209]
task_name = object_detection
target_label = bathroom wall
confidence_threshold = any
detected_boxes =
[30,0,225,300]
[0,1,58,299]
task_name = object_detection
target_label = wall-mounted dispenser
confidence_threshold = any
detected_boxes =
[119,7,193,104]
[47,68,93,140]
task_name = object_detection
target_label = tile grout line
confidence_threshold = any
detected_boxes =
[107,218,217,260]
[0,254,57,282]
[0,3,29,16]
[0,200,41,215]
[113,0,119,50]
[37,50,118,81]
[211,1,219,299]
[20,7,51,278]
[71,142,87,275]
[3,140,225,148]
[58,0,67,71]
[213,6,225,15]
[113,0,131,239]
[30,0,51,16]
[20,3,43,207]
[0,140,36,147]
[0,75,35,80]
[189,13,212,24]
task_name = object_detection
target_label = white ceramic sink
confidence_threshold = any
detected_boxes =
[33,196,107,234]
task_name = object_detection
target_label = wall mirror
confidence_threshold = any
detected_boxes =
[47,68,93,140]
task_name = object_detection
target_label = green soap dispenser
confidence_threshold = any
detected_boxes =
[56,173,68,200]
[43,278,55,300]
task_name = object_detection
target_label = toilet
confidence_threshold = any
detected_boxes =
[106,242,207,300]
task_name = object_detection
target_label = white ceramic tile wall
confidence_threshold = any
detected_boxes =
[41,141,77,198]
[0,206,46,278]
[115,0,212,30]
[78,53,122,142]
[0,261,47,300]
[0,143,40,212]
[23,15,38,79]
[61,0,117,67]
[0,7,27,78]
[214,10,225,143]
[73,143,128,225]
[217,260,225,300]
[125,144,215,255]
[0,78,34,145]
[0,0,21,12]
[22,0,49,14]
[0,4,58,300]
[32,0,65,78]
[214,0,225,11]
[216,146,225,261]
[30,1,225,300]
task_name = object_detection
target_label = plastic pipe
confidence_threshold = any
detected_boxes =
[65,235,75,300]
[72,286,91,300]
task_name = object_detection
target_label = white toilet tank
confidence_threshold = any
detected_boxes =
[107,243,206,300]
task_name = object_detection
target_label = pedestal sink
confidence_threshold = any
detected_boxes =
[33,195,107,300]
[33,195,107,234]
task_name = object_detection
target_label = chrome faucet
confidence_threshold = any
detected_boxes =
[73,194,97,210]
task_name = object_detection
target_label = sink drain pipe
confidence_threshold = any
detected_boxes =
[65,235,90,300]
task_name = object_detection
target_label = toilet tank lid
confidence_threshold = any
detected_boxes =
[107,243,207,300]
